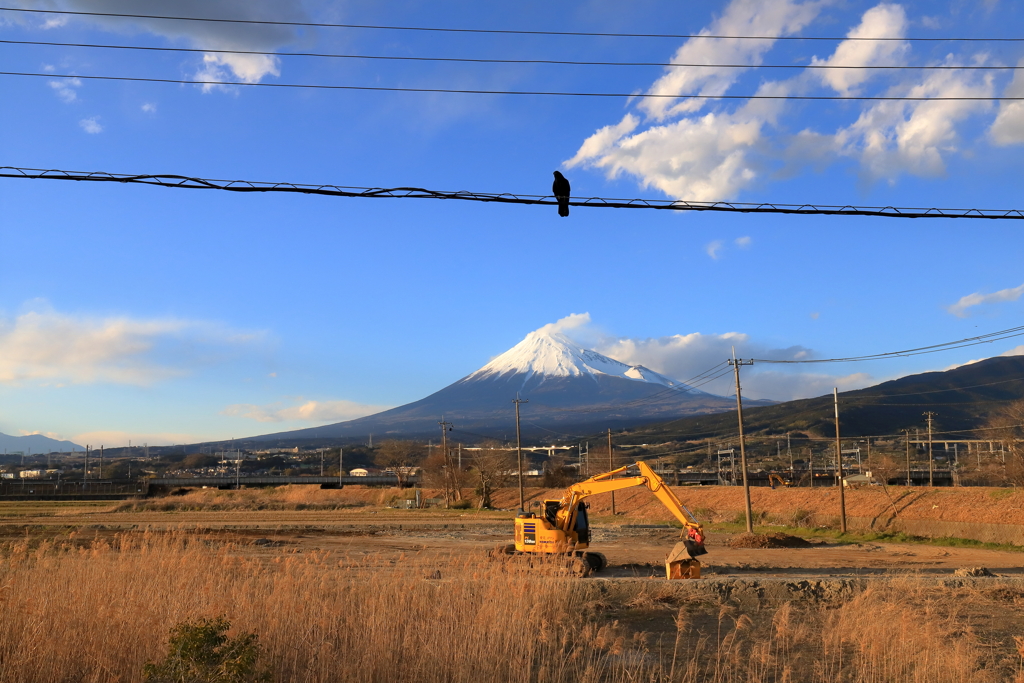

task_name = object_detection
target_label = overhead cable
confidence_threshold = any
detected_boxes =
[753,325,1024,363]
[6,71,1022,102]
[2,7,1021,42]
[3,167,1023,220]
[4,39,1021,70]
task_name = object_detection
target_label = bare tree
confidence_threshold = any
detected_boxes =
[984,399,1024,485]
[471,442,517,509]
[373,440,424,487]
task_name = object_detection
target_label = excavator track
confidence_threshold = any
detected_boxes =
[488,544,604,577]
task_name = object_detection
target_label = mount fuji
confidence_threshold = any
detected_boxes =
[252,330,760,442]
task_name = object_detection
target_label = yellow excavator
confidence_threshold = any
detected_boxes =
[496,461,707,579]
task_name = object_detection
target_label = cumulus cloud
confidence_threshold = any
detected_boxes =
[0,302,261,386]
[48,77,80,102]
[810,4,909,95]
[638,0,823,121]
[79,116,102,133]
[832,59,995,181]
[735,236,752,248]
[706,240,725,259]
[141,102,157,113]
[990,58,1024,145]
[591,330,871,400]
[15,0,307,88]
[222,399,391,423]
[946,282,1024,317]
[535,312,591,336]
[567,0,1009,200]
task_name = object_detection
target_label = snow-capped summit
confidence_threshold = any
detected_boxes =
[468,330,694,391]
[255,326,747,441]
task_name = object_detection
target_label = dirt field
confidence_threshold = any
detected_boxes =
[3,488,1024,681]
[2,484,1023,580]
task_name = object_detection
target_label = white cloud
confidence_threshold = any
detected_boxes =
[735,236,752,248]
[141,102,157,113]
[48,77,80,102]
[590,330,870,400]
[194,52,280,93]
[567,1,1006,200]
[810,4,909,95]
[535,312,591,336]
[638,0,823,121]
[0,302,261,386]
[222,399,391,423]
[706,240,725,259]
[16,0,306,88]
[990,58,1024,145]
[79,117,102,133]
[946,282,1024,317]
[832,59,995,181]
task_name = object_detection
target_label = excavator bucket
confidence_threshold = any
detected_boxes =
[666,542,701,580]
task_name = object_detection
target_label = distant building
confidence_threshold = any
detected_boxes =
[349,467,382,477]
[19,470,46,479]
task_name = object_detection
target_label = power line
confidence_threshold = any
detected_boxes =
[3,167,1023,220]
[3,7,1021,42]
[753,325,1024,364]
[4,38,1021,70]
[6,71,1022,102]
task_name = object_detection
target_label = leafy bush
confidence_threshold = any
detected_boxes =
[143,616,270,683]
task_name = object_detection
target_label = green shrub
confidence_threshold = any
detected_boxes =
[143,616,270,683]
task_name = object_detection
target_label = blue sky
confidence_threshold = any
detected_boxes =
[2,0,1024,447]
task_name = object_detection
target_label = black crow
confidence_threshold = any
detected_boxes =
[552,171,570,217]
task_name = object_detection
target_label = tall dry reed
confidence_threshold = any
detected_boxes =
[0,531,1004,682]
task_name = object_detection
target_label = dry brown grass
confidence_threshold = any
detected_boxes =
[0,531,1012,682]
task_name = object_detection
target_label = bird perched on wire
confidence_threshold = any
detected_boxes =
[552,171,570,217]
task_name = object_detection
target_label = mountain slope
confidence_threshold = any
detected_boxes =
[251,330,756,442]
[0,432,83,454]
[630,355,1024,441]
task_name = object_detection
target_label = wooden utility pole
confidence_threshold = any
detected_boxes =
[608,428,616,515]
[834,388,847,533]
[903,429,912,486]
[339,447,343,487]
[439,419,454,507]
[808,447,813,487]
[513,397,528,510]
[729,347,754,534]
[84,445,89,484]
[924,412,937,486]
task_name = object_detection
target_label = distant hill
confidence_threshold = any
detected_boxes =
[0,432,83,454]
[628,355,1024,441]
[251,329,771,443]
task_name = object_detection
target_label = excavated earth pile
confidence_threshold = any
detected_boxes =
[729,533,814,549]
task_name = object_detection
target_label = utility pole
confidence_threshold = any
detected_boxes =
[99,445,103,480]
[513,397,528,510]
[339,447,343,487]
[84,445,89,484]
[924,412,937,487]
[729,347,754,534]
[903,429,912,486]
[787,433,793,475]
[320,448,324,476]
[607,428,616,515]
[439,418,454,507]
[834,388,847,533]
[808,447,813,487]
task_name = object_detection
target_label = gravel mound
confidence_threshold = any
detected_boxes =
[729,533,813,549]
